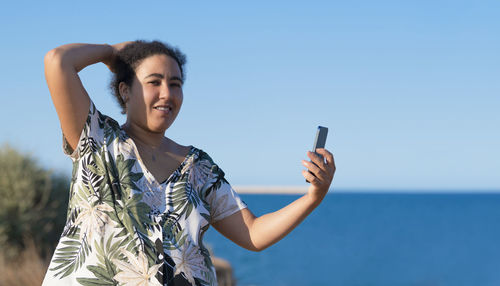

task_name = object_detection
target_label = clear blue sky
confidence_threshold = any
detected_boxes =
[1,1,498,191]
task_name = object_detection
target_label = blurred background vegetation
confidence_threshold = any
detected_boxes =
[0,143,69,285]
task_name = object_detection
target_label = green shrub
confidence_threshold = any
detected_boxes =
[0,144,69,259]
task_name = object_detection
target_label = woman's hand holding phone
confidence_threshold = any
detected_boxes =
[302,148,335,203]
[302,126,335,203]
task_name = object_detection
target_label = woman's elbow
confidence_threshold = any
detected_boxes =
[233,239,267,252]
[44,48,60,65]
[245,246,264,252]
[44,47,69,69]
[246,241,270,252]
[251,246,267,252]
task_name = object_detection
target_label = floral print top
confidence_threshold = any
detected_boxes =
[42,101,247,286]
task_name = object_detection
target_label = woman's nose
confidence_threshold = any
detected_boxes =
[159,83,171,99]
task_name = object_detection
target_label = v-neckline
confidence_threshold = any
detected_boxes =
[122,130,195,185]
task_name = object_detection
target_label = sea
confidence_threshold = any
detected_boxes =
[203,192,500,286]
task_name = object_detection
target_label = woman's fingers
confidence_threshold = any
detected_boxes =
[301,159,319,173]
[304,148,335,182]
[303,155,327,182]
[112,41,134,52]
[104,41,134,72]
[317,148,335,177]
[307,150,327,171]
[302,159,326,181]
[302,169,321,184]
[316,148,334,168]
[303,148,335,202]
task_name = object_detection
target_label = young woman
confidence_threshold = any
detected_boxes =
[42,40,335,286]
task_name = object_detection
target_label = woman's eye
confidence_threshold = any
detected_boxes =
[170,83,182,88]
[148,80,161,86]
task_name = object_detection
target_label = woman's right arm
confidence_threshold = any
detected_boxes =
[44,43,114,151]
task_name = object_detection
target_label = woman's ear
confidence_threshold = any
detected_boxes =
[118,82,129,103]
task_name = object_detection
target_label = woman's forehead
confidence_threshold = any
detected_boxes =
[135,54,181,77]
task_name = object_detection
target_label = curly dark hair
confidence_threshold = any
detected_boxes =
[110,40,187,114]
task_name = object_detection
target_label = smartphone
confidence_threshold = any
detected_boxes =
[306,126,328,183]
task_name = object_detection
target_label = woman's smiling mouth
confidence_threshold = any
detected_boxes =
[154,105,172,112]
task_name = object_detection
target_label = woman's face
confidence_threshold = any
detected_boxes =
[122,54,183,133]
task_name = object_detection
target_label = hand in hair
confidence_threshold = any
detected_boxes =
[102,41,134,73]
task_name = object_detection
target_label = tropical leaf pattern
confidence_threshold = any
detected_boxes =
[42,101,247,286]
[49,230,91,279]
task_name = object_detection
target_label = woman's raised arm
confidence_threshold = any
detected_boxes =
[213,148,336,251]
[44,43,114,151]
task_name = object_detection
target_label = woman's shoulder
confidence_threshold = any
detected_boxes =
[189,146,215,165]
[190,147,225,178]
[174,144,221,173]
[179,146,227,195]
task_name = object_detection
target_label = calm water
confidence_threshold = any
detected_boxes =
[204,193,500,286]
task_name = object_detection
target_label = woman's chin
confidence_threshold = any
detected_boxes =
[148,122,172,134]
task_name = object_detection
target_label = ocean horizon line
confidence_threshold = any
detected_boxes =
[233,185,500,194]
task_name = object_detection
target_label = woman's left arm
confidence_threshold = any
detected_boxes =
[212,148,335,252]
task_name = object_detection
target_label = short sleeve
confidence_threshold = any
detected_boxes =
[206,179,247,224]
[62,100,117,160]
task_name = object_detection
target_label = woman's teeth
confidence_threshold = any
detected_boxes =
[155,106,170,111]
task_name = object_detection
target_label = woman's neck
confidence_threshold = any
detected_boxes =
[122,121,165,149]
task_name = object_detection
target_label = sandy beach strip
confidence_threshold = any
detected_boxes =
[233,185,309,194]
